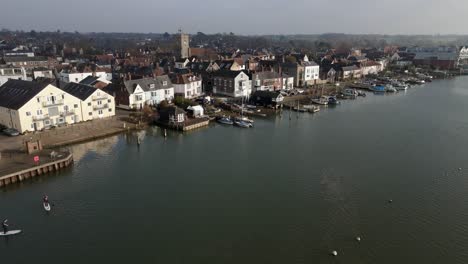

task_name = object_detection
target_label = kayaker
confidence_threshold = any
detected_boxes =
[43,195,49,204]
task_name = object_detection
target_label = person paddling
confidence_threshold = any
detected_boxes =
[43,195,49,204]
[2,219,8,234]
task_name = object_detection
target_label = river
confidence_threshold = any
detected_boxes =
[2,77,468,263]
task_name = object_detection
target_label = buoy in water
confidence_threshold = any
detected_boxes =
[388,199,393,203]
[356,236,361,242]
[331,250,338,256]
[459,168,462,171]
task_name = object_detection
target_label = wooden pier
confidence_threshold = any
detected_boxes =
[0,152,73,187]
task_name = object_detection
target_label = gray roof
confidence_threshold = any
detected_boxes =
[61,82,101,101]
[124,75,173,94]
[414,52,458,61]
[0,80,49,110]
[79,76,100,86]
[301,61,319,67]
[253,71,281,80]
[342,65,359,71]
[3,56,48,62]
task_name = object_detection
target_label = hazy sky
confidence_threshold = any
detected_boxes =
[1,0,465,35]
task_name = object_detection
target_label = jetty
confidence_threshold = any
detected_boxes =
[0,149,73,187]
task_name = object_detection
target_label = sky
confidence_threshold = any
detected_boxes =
[0,0,465,35]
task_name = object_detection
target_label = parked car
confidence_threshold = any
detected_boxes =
[3,128,20,137]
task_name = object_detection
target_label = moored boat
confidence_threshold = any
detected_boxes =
[311,96,329,105]
[216,116,233,125]
[234,120,252,128]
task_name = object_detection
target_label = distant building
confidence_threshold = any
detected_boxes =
[0,65,27,86]
[32,68,54,80]
[409,46,459,70]
[59,69,111,84]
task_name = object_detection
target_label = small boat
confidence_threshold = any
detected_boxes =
[216,116,233,125]
[234,120,252,128]
[43,202,51,212]
[292,107,307,112]
[311,96,329,105]
[386,86,397,93]
[371,85,386,92]
[328,96,340,105]
[304,105,320,113]
[357,91,366,97]
[235,116,254,124]
[342,88,358,98]
[393,83,408,90]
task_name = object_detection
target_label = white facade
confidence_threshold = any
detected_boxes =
[0,84,82,133]
[213,72,252,98]
[128,85,175,110]
[304,65,320,82]
[174,79,202,99]
[60,71,111,83]
[79,89,115,121]
[33,69,54,79]
[282,76,294,90]
[0,67,27,86]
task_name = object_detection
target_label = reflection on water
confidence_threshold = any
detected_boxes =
[70,135,120,163]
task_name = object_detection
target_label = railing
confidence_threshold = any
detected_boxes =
[93,103,108,110]
[60,110,75,117]
[92,94,108,101]
[32,114,50,121]
[42,100,64,107]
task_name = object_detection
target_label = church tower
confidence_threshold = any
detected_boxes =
[179,29,190,59]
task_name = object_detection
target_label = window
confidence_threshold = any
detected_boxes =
[61,94,65,99]
[98,110,103,115]
[88,112,92,116]
[26,111,31,116]
[136,95,143,101]
[75,78,79,82]
[108,99,111,103]
[74,104,78,108]
[150,84,155,89]
[97,100,102,105]
[165,90,170,95]
[108,108,112,112]
[31,124,34,129]
[88,102,91,106]
[64,105,69,111]
[37,98,40,103]
[37,109,42,115]
[44,120,50,125]
[163,81,167,86]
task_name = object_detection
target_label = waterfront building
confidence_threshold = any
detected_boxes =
[171,73,202,99]
[0,80,82,132]
[211,70,252,98]
[120,76,175,110]
[60,82,115,121]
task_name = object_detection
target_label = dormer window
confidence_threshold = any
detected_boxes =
[150,84,155,89]
[163,81,167,86]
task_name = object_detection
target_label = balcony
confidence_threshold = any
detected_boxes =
[32,114,50,121]
[92,94,108,101]
[60,110,75,117]
[93,103,108,110]
[42,99,64,107]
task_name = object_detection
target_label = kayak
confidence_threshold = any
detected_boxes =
[0,230,22,236]
[43,202,51,212]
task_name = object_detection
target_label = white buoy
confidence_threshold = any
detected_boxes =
[388,199,393,203]
[459,168,462,171]
[356,236,361,242]
[331,250,338,256]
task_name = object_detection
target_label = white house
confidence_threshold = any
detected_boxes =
[59,70,111,83]
[122,76,175,110]
[172,74,202,99]
[60,82,115,121]
[0,80,82,132]
[212,70,252,97]
[301,60,320,85]
[0,65,27,86]
[33,68,54,79]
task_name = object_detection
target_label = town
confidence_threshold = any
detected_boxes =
[1,30,468,185]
